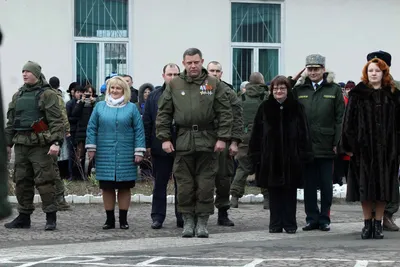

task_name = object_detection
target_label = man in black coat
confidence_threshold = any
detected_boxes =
[122,75,139,103]
[143,63,183,229]
[0,28,12,220]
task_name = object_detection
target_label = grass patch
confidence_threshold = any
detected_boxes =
[7,169,261,196]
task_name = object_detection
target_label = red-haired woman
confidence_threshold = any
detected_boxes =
[342,58,400,240]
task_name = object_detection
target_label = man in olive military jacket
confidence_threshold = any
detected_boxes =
[156,48,232,238]
[293,54,344,232]
[207,61,243,227]
[4,61,64,230]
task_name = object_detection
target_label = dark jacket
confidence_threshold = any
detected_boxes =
[71,99,95,142]
[341,82,400,202]
[143,84,174,157]
[293,72,345,158]
[136,83,155,115]
[249,94,312,189]
[66,98,79,134]
[130,86,139,103]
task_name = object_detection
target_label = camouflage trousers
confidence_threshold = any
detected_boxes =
[230,143,268,198]
[52,155,65,199]
[215,146,234,209]
[173,152,218,215]
[14,144,57,214]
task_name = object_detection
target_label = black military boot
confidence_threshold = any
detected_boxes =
[373,220,384,239]
[361,219,373,239]
[45,212,57,231]
[4,213,31,229]
[217,207,234,226]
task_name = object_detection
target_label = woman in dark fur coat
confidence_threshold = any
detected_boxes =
[249,75,313,234]
[342,58,400,240]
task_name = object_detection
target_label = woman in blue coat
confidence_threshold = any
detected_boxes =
[86,76,145,230]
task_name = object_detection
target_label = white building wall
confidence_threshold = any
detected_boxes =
[1,0,400,113]
[131,0,231,87]
[0,0,74,107]
[285,0,400,82]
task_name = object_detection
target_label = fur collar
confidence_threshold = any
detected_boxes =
[295,69,336,86]
[264,94,299,125]
[350,82,395,100]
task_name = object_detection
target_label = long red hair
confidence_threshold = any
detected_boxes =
[361,58,395,92]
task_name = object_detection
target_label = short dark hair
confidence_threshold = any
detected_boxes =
[207,61,222,70]
[49,76,60,89]
[249,72,264,84]
[163,63,180,73]
[122,74,133,81]
[84,84,96,95]
[270,75,291,92]
[183,48,202,59]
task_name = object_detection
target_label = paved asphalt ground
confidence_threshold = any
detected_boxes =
[0,202,399,266]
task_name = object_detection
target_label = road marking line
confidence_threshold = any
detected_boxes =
[354,260,369,267]
[136,257,164,265]
[15,257,65,267]
[243,259,265,267]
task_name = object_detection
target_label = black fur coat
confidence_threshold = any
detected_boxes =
[342,82,400,202]
[248,94,313,189]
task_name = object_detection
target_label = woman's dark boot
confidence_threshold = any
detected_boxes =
[361,219,373,239]
[119,209,129,230]
[103,210,115,230]
[373,220,384,239]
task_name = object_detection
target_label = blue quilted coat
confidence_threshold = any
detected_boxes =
[86,101,145,182]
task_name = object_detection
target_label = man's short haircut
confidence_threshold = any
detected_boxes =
[49,76,60,89]
[163,63,180,73]
[122,74,133,81]
[207,61,222,70]
[249,72,265,84]
[183,48,202,59]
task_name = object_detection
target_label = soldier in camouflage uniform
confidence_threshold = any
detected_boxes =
[156,48,232,238]
[207,61,243,226]
[0,28,12,221]
[230,72,269,209]
[4,61,64,230]
[49,76,71,211]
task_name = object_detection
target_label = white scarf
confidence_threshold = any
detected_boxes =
[106,94,126,107]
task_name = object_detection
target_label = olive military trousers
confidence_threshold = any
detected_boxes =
[173,152,218,215]
[215,146,234,210]
[52,155,65,199]
[14,144,57,214]
[230,145,268,199]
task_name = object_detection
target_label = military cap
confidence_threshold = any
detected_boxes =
[367,50,391,67]
[305,54,325,68]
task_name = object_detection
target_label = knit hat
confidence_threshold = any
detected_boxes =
[22,61,42,78]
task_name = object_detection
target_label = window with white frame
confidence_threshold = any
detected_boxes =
[231,2,281,90]
[74,0,129,92]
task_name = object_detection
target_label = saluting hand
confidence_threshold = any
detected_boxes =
[162,141,175,154]
[47,144,60,156]
[345,152,353,157]
[214,140,226,152]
